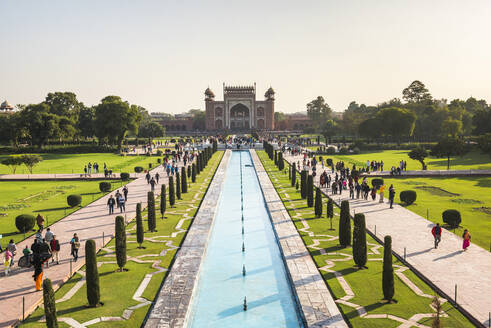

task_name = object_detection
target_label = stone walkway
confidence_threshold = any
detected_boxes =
[0,173,141,180]
[251,150,348,328]
[0,159,190,328]
[361,169,491,177]
[285,152,491,327]
[145,150,231,328]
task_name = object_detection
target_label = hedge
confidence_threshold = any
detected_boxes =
[120,172,130,181]
[99,182,111,193]
[134,166,144,173]
[67,194,82,207]
[442,209,461,228]
[371,178,384,189]
[15,214,35,233]
[400,190,417,205]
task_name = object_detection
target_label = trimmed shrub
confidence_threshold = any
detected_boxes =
[442,209,461,228]
[326,198,334,219]
[181,167,187,193]
[291,163,296,187]
[339,200,351,247]
[326,147,336,155]
[67,194,82,207]
[192,163,196,183]
[353,214,367,268]
[136,203,144,248]
[352,147,361,154]
[157,158,161,164]
[156,150,163,156]
[115,216,127,271]
[160,184,166,218]
[339,147,349,155]
[400,190,417,205]
[176,172,181,200]
[326,158,333,166]
[274,151,278,166]
[278,152,284,171]
[99,182,111,193]
[382,235,394,302]
[169,176,175,207]
[43,278,58,328]
[314,187,322,217]
[300,170,307,199]
[134,166,144,173]
[120,172,130,181]
[187,165,191,179]
[371,178,384,189]
[15,214,35,233]
[307,175,314,207]
[147,192,156,232]
[85,239,100,307]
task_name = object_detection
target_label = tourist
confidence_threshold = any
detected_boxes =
[118,193,126,213]
[432,223,442,249]
[107,194,115,214]
[123,186,128,201]
[45,227,54,245]
[6,239,16,267]
[31,251,44,290]
[88,162,92,174]
[50,235,60,264]
[146,171,151,183]
[462,229,471,251]
[115,190,122,208]
[31,239,41,254]
[388,185,395,209]
[36,214,45,230]
[150,177,156,192]
[355,182,361,199]
[40,238,51,267]
[23,245,31,257]
[155,172,160,184]
[4,248,12,276]
[370,187,377,201]
[379,184,385,203]
[84,165,87,176]
[70,233,80,261]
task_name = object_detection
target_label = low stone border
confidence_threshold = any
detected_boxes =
[250,150,348,328]
[144,150,231,328]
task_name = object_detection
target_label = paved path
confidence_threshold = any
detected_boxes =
[285,153,491,327]
[0,173,141,180]
[361,169,491,177]
[0,159,191,328]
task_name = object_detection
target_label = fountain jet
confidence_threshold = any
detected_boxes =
[243,265,246,276]
[243,297,247,311]
[242,242,245,252]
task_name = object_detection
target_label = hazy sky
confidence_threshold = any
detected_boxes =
[1,1,490,113]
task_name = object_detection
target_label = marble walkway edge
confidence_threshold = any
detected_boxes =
[250,150,348,328]
[144,150,231,328]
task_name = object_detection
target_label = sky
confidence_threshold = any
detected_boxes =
[1,0,490,113]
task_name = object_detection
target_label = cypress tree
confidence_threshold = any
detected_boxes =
[288,164,291,180]
[291,163,296,187]
[85,239,100,307]
[43,278,58,328]
[181,167,187,193]
[307,175,314,207]
[147,191,156,231]
[353,213,367,268]
[176,172,181,200]
[300,170,307,199]
[326,198,334,230]
[187,165,191,179]
[192,163,196,183]
[136,203,144,248]
[160,184,166,218]
[314,187,322,217]
[274,150,278,166]
[278,152,284,171]
[383,235,395,302]
[115,216,127,271]
[339,200,351,247]
[169,176,175,206]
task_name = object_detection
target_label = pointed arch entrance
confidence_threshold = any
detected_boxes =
[229,103,249,130]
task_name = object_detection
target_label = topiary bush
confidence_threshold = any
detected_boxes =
[99,182,111,193]
[15,214,35,233]
[400,190,417,205]
[371,178,384,189]
[326,158,333,166]
[352,147,361,154]
[134,166,144,173]
[326,147,336,155]
[339,147,349,155]
[442,209,461,228]
[156,150,163,156]
[120,172,130,181]
[67,194,82,207]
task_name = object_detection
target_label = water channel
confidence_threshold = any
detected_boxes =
[188,151,303,327]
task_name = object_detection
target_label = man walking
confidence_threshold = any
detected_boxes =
[50,235,60,264]
[45,227,54,246]
[432,223,442,249]
[118,193,126,213]
[155,172,160,184]
[388,185,395,209]
[123,186,128,201]
[150,177,156,192]
[107,195,115,214]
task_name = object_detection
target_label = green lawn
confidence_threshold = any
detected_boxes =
[0,180,122,248]
[0,153,162,175]
[308,149,491,171]
[258,150,473,328]
[381,176,491,249]
[20,151,224,327]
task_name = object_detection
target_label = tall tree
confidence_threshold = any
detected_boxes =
[138,121,165,139]
[85,239,100,307]
[402,80,432,103]
[307,96,332,131]
[376,107,416,142]
[20,103,62,148]
[136,203,144,248]
[339,201,351,247]
[353,213,367,269]
[181,167,187,193]
[43,279,58,328]
[77,106,95,139]
[160,184,166,218]
[115,216,127,271]
[431,137,467,170]
[291,163,296,187]
[147,192,156,231]
[176,172,181,200]
[307,175,314,207]
[44,91,83,118]
[314,187,322,217]
[408,147,429,170]
[168,176,175,207]
[440,119,462,137]
[326,198,334,230]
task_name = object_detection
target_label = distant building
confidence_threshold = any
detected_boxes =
[151,113,194,132]
[0,100,15,115]
[205,84,275,131]
[275,113,314,131]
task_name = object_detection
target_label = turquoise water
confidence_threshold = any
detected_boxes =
[188,151,303,327]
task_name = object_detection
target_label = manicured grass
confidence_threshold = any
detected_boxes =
[381,176,491,249]
[0,153,162,175]
[258,150,473,328]
[0,180,122,248]
[307,149,491,171]
[20,151,224,327]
